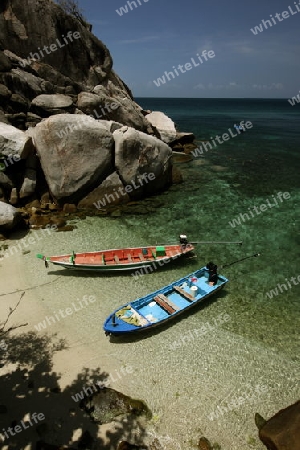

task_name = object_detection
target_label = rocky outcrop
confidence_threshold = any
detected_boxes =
[145,111,177,143]
[0,200,21,230]
[113,126,172,197]
[0,0,193,230]
[32,114,114,202]
[258,401,300,450]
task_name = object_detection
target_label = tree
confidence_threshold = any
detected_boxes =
[54,0,90,28]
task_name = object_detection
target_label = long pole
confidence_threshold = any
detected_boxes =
[220,253,260,269]
[190,241,243,245]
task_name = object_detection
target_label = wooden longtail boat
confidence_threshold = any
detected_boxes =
[36,238,194,272]
[103,266,228,335]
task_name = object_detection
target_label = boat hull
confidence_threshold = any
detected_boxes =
[39,244,194,272]
[103,267,228,335]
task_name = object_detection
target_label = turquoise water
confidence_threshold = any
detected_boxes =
[20,99,299,449]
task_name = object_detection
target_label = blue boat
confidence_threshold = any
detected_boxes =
[103,266,229,335]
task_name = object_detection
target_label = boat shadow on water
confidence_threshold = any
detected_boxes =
[107,288,229,344]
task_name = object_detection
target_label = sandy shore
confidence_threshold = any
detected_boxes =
[0,242,149,450]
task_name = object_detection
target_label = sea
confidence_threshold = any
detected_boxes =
[20,98,299,449]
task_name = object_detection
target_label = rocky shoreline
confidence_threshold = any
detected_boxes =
[0,0,196,236]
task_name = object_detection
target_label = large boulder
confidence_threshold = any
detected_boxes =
[32,114,114,202]
[258,401,300,450]
[113,126,172,198]
[145,111,177,144]
[0,122,34,158]
[0,200,21,230]
[78,171,130,209]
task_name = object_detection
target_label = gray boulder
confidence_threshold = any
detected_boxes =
[78,172,130,209]
[32,114,114,202]
[0,122,34,158]
[0,200,20,230]
[146,111,177,143]
[113,126,172,198]
[31,94,74,116]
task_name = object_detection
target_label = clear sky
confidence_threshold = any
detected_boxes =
[81,0,300,98]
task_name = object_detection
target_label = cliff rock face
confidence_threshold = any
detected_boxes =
[0,0,174,223]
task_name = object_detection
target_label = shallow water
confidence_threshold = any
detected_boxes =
[11,98,300,449]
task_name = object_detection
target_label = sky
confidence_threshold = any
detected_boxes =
[80,0,300,98]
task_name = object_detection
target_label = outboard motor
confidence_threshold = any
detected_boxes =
[179,234,188,247]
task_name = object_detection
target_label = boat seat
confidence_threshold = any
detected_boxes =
[154,296,176,314]
[127,253,132,262]
[173,285,195,302]
[157,294,180,311]
[114,255,120,264]
[138,253,145,261]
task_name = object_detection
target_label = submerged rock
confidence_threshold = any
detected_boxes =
[198,436,213,450]
[81,387,151,424]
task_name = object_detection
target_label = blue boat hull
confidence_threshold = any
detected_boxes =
[103,267,228,335]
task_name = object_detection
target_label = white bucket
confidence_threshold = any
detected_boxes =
[190,286,198,297]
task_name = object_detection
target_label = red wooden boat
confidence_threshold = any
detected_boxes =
[37,236,194,272]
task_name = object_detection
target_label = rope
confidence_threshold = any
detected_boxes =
[0,277,61,297]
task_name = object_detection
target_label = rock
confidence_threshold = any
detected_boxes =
[110,96,153,132]
[62,203,77,213]
[82,387,151,424]
[198,437,213,450]
[113,126,172,198]
[31,94,74,117]
[0,172,13,191]
[145,111,177,143]
[255,412,267,430]
[0,84,12,101]
[0,200,21,230]
[78,172,130,209]
[258,400,300,450]
[0,122,34,158]
[0,51,12,72]
[97,119,123,133]
[171,132,196,146]
[19,168,36,198]
[32,114,114,202]
[9,187,18,205]
[172,166,183,184]
[9,93,29,113]
[0,0,113,87]
[77,91,104,115]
